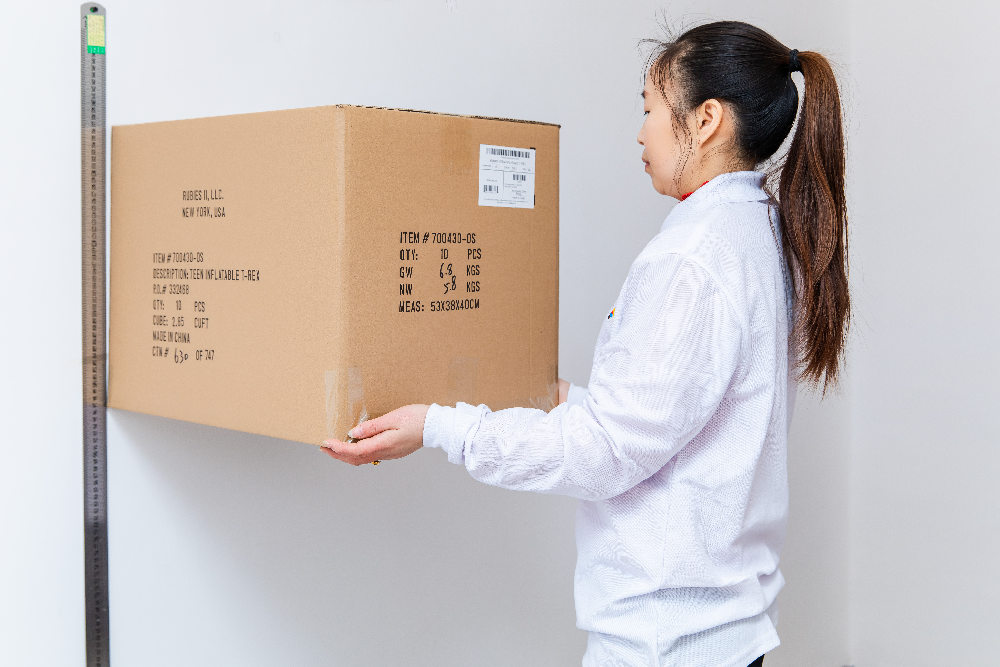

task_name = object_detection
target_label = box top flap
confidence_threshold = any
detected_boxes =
[112,104,560,130]
[335,104,560,128]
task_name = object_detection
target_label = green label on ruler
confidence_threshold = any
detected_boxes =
[87,15,105,53]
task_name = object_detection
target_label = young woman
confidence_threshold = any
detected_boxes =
[322,20,850,667]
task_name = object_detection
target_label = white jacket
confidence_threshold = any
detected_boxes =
[423,170,797,666]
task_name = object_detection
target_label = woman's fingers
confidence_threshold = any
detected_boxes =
[320,404,429,465]
[348,405,415,439]
[348,414,391,440]
[322,429,399,466]
[557,377,569,405]
[321,412,396,448]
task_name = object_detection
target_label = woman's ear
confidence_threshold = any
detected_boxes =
[693,98,725,148]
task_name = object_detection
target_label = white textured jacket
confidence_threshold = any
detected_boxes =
[423,170,797,667]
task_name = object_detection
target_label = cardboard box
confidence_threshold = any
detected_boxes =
[109,105,559,446]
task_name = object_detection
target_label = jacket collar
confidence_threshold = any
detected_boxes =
[661,171,771,231]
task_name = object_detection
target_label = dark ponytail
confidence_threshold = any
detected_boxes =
[777,50,849,395]
[646,21,850,394]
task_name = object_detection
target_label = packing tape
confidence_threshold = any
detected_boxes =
[324,366,368,441]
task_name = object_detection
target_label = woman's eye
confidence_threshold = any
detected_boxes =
[643,110,650,116]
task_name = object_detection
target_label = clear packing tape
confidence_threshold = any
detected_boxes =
[324,367,367,443]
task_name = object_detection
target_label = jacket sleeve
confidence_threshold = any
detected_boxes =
[422,253,743,501]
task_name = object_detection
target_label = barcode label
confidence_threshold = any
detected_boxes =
[479,144,535,209]
[486,147,532,159]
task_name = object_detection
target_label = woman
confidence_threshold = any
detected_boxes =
[323,20,849,667]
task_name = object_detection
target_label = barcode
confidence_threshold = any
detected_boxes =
[486,147,532,159]
[483,185,499,193]
[512,173,527,182]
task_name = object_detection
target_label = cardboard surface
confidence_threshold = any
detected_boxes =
[109,105,559,446]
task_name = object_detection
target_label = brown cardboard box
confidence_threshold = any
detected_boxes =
[109,105,559,446]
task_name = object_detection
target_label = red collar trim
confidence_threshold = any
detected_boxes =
[680,180,710,201]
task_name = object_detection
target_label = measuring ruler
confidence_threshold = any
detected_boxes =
[81,3,109,665]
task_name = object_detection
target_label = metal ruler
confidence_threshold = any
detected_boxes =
[81,4,109,665]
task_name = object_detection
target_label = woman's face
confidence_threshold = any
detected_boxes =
[637,71,695,198]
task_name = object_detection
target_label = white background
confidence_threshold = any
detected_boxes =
[1,0,996,665]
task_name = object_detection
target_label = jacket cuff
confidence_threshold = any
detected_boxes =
[422,402,484,465]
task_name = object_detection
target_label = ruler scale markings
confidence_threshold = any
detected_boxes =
[81,4,109,666]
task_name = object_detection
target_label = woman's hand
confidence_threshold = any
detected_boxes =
[320,404,429,466]
[557,378,569,405]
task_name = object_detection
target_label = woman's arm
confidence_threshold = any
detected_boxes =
[325,254,743,501]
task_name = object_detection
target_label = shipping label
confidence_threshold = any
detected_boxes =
[478,144,535,209]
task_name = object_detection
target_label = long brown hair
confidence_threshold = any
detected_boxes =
[647,21,850,394]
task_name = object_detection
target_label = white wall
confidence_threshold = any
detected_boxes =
[3,1,854,665]
[846,1,1000,664]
